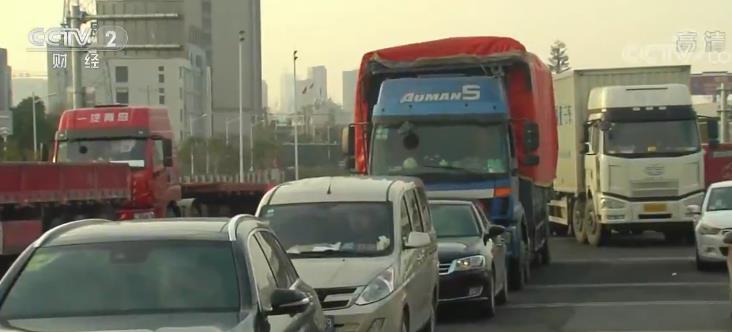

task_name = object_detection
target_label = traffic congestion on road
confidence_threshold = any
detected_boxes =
[0,1,731,331]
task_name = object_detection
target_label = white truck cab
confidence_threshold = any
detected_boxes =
[579,84,704,245]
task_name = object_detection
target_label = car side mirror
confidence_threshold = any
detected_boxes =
[487,225,506,239]
[404,232,431,248]
[686,205,701,215]
[341,126,354,156]
[268,288,311,316]
[162,140,174,167]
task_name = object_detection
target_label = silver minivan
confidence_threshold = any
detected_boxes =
[256,176,439,332]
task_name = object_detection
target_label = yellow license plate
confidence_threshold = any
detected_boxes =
[643,203,667,212]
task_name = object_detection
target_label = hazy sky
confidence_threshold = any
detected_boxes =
[2,0,731,107]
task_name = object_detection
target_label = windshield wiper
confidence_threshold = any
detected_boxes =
[421,164,483,175]
[287,249,356,258]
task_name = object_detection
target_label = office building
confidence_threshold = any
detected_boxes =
[307,65,327,101]
[342,69,358,113]
[0,48,11,110]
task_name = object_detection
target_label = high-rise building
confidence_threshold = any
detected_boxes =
[46,0,262,142]
[0,48,11,110]
[307,65,327,102]
[280,72,293,113]
[342,69,358,113]
[261,80,268,109]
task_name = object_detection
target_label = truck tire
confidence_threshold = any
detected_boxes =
[539,238,551,265]
[508,257,525,291]
[585,200,609,247]
[572,199,587,244]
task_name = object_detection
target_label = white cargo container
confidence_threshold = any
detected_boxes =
[548,65,709,246]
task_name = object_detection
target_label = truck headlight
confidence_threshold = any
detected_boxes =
[698,223,722,235]
[601,197,625,209]
[452,255,485,272]
[356,266,395,305]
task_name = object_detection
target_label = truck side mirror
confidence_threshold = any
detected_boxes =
[580,142,590,154]
[341,126,354,156]
[523,122,539,151]
[522,154,539,166]
[708,120,720,149]
[163,139,174,167]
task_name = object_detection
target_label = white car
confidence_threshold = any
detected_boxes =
[689,180,732,270]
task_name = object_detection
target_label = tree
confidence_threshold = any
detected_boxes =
[5,97,56,161]
[548,40,571,74]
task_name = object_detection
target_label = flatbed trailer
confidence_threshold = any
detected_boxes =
[0,162,130,255]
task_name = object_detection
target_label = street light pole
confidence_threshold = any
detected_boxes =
[293,50,299,180]
[249,113,255,172]
[31,92,37,159]
[189,114,208,175]
[238,30,245,182]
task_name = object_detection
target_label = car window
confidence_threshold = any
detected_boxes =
[0,241,240,318]
[406,190,424,232]
[429,203,482,238]
[257,231,299,288]
[415,188,433,232]
[705,186,732,211]
[401,196,412,241]
[473,204,490,231]
[153,139,164,167]
[248,235,277,309]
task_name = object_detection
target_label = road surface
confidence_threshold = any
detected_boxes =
[437,232,732,332]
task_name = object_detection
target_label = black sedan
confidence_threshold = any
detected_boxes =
[0,217,327,332]
[429,199,508,317]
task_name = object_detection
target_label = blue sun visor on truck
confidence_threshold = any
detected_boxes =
[371,77,509,123]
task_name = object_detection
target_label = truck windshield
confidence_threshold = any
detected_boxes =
[604,120,700,157]
[57,139,147,168]
[260,202,394,258]
[370,122,508,179]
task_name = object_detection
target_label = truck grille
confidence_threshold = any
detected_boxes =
[439,262,452,275]
[630,180,678,198]
[315,287,358,310]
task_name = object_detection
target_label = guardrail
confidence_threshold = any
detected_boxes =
[180,169,285,185]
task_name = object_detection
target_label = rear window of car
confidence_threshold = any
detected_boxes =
[429,203,481,238]
[0,241,241,319]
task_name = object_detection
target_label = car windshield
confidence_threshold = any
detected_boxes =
[0,241,241,319]
[370,122,508,179]
[260,202,394,258]
[429,203,481,238]
[604,120,700,157]
[57,139,147,168]
[706,187,732,212]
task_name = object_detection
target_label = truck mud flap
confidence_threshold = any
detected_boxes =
[0,220,43,255]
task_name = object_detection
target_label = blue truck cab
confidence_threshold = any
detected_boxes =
[367,76,538,290]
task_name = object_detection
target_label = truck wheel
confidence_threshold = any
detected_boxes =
[572,200,587,244]
[585,200,609,247]
[165,205,179,218]
[508,257,525,291]
[539,239,551,265]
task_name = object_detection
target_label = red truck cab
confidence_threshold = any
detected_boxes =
[53,105,182,219]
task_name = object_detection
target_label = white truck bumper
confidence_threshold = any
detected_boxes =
[597,192,704,225]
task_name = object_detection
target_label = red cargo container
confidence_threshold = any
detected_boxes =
[703,143,732,187]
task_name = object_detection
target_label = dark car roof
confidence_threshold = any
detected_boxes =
[38,217,267,247]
